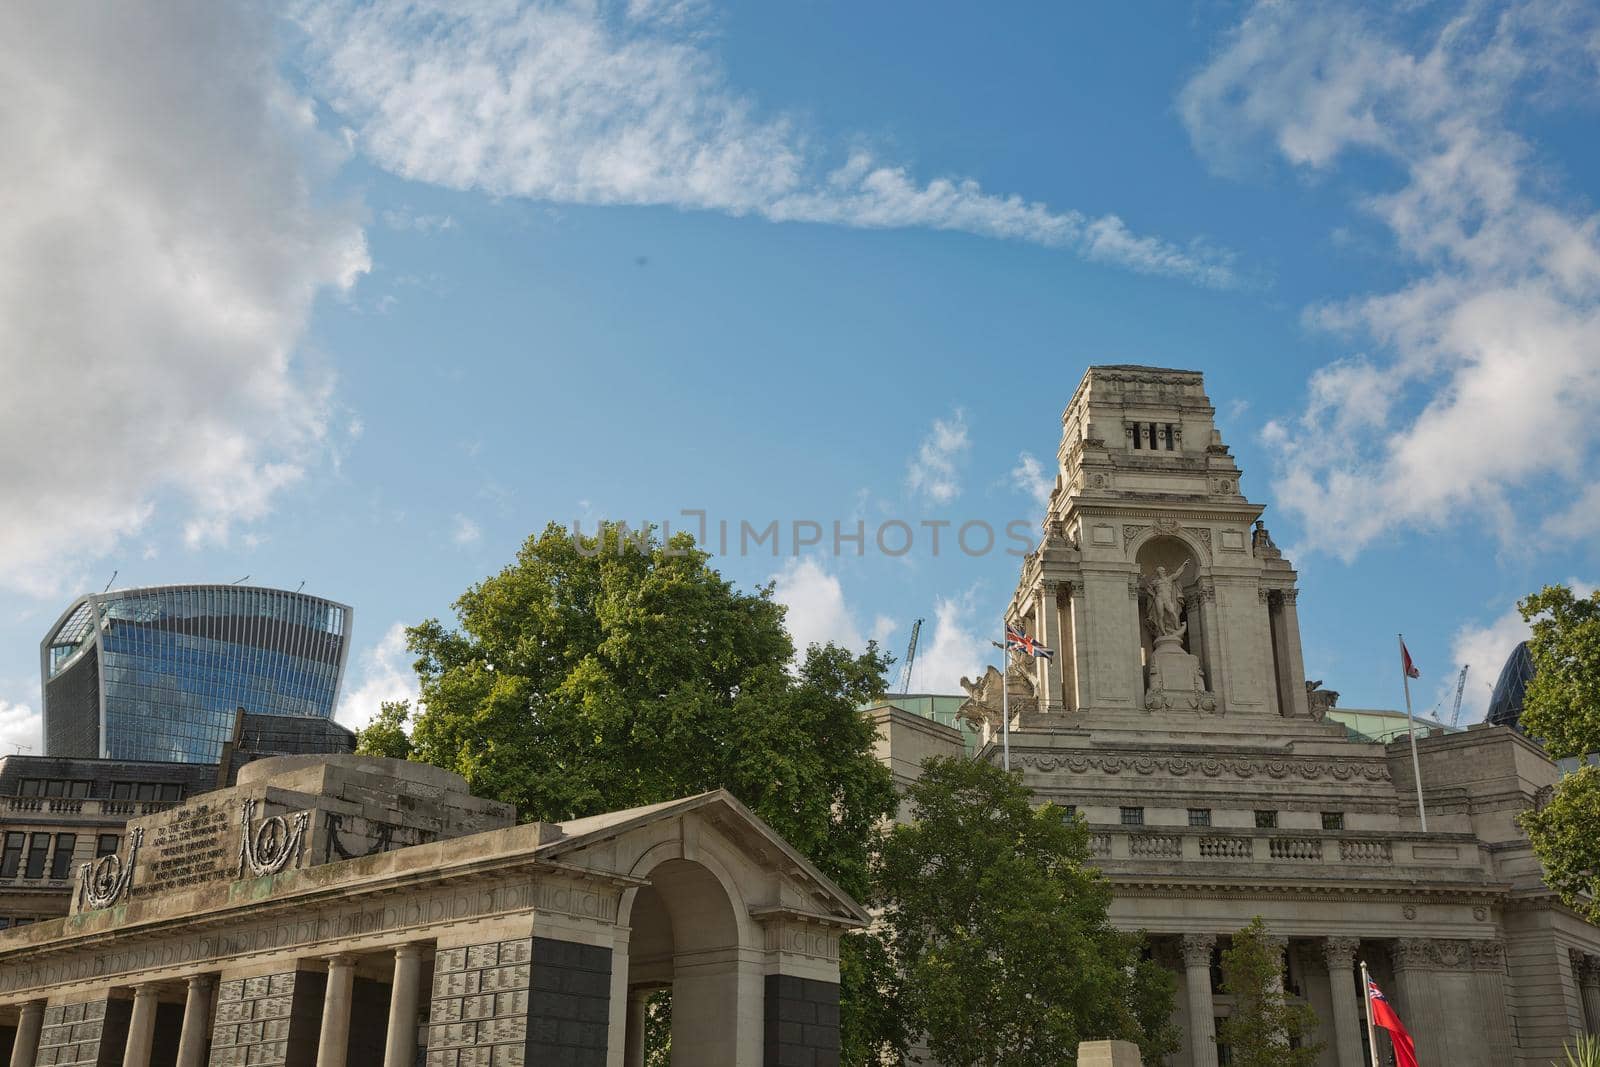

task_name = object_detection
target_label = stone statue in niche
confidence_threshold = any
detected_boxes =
[1143,560,1192,638]
[1305,680,1339,722]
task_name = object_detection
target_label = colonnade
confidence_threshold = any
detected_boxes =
[6,943,428,1067]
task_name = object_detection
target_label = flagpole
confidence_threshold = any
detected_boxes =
[1399,633,1428,832]
[1360,961,1380,1067]
[1001,620,1010,772]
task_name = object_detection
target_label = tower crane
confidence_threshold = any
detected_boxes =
[1448,664,1470,727]
[898,618,924,695]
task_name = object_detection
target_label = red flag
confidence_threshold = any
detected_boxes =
[1367,978,1420,1067]
[1401,641,1421,679]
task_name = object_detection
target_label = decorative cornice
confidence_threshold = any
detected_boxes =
[1012,751,1392,783]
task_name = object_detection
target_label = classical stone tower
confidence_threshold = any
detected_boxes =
[1008,365,1311,725]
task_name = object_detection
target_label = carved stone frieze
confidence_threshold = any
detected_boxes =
[77,828,143,911]
[237,799,310,879]
[760,918,842,962]
[1011,752,1391,783]
[1393,937,1474,972]
[1123,524,1148,549]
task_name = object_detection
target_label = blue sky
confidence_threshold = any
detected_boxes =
[4,0,1599,749]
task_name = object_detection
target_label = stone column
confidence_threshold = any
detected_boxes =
[1036,582,1063,711]
[1181,934,1219,1067]
[9,1001,45,1067]
[623,988,650,1067]
[1571,951,1600,1035]
[121,984,161,1067]
[1391,938,1458,1066]
[1323,938,1363,1067]
[317,954,359,1067]
[383,945,424,1067]
[175,975,215,1067]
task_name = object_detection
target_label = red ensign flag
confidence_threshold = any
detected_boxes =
[1367,978,1420,1067]
[1401,641,1421,679]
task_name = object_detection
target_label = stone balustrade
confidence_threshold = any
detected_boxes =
[2,797,178,817]
[1083,824,1479,874]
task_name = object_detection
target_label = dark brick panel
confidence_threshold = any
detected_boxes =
[526,937,611,1067]
[763,975,840,1067]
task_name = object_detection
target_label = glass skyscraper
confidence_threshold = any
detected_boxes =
[40,585,353,764]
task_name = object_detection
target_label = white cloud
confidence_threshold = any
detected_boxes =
[336,622,420,730]
[1182,2,1600,559]
[452,514,482,546]
[0,700,42,756]
[294,1,1236,287]
[907,410,969,504]
[381,208,456,234]
[0,4,369,596]
[770,557,893,656]
[909,591,990,695]
[1011,452,1053,508]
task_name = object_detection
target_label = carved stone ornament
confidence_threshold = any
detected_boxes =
[237,798,310,879]
[1469,940,1506,972]
[957,654,1037,727]
[1394,937,1474,971]
[1011,751,1390,782]
[1323,937,1360,970]
[1180,933,1216,967]
[1305,680,1340,722]
[77,827,143,910]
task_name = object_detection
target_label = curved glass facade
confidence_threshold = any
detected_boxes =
[40,585,352,764]
[1486,641,1534,731]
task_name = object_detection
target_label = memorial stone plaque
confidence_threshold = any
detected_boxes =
[141,799,235,895]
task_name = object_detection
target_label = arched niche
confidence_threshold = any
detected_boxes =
[620,850,753,1065]
[1134,534,1203,666]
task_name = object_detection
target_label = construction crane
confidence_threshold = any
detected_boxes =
[1448,664,1470,727]
[898,618,924,695]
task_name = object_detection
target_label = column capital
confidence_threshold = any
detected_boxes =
[185,974,217,991]
[131,982,162,996]
[393,943,425,962]
[1323,936,1360,970]
[1571,949,1600,986]
[18,1000,45,1017]
[1468,940,1506,973]
[1180,933,1216,967]
[325,953,361,969]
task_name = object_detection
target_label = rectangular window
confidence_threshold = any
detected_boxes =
[1188,808,1212,827]
[1321,812,1345,831]
[23,833,50,879]
[135,783,157,802]
[1254,809,1278,829]
[44,779,65,798]
[0,833,24,877]
[159,783,181,802]
[69,780,90,798]
[1120,806,1145,827]
[49,834,76,880]
[1059,804,1078,821]
[1163,423,1176,450]
[111,782,131,800]
[96,834,120,857]
[18,779,41,797]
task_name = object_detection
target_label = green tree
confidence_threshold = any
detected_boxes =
[1516,584,1600,923]
[354,699,414,760]
[404,522,900,1059]
[873,756,1179,1066]
[1214,917,1322,1067]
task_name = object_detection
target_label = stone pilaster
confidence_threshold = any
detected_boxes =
[1470,941,1515,1063]
[1180,934,1218,1067]
[1036,582,1064,711]
[210,971,326,1067]
[1392,938,1475,1067]
[1572,950,1600,1036]
[1322,938,1363,1067]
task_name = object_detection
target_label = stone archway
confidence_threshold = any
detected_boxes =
[621,857,751,1065]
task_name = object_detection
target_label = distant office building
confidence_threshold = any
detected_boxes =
[40,585,353,763]
[1487,640,1535,730]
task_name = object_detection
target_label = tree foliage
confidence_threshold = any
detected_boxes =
[873,756,1179,1066]
[354,699,414,760]
[1516,581,1600,923]
[403,522,900,1058]
[1214,917,1322,1067]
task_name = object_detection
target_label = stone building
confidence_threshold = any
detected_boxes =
[871,365,1600,1067]
[0,754,864,1067]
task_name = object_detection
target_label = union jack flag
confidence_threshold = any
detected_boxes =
[1005,626,1054,660]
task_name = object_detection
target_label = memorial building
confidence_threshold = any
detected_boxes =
[0,754,864,1067]
[869,364,1600,1067]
